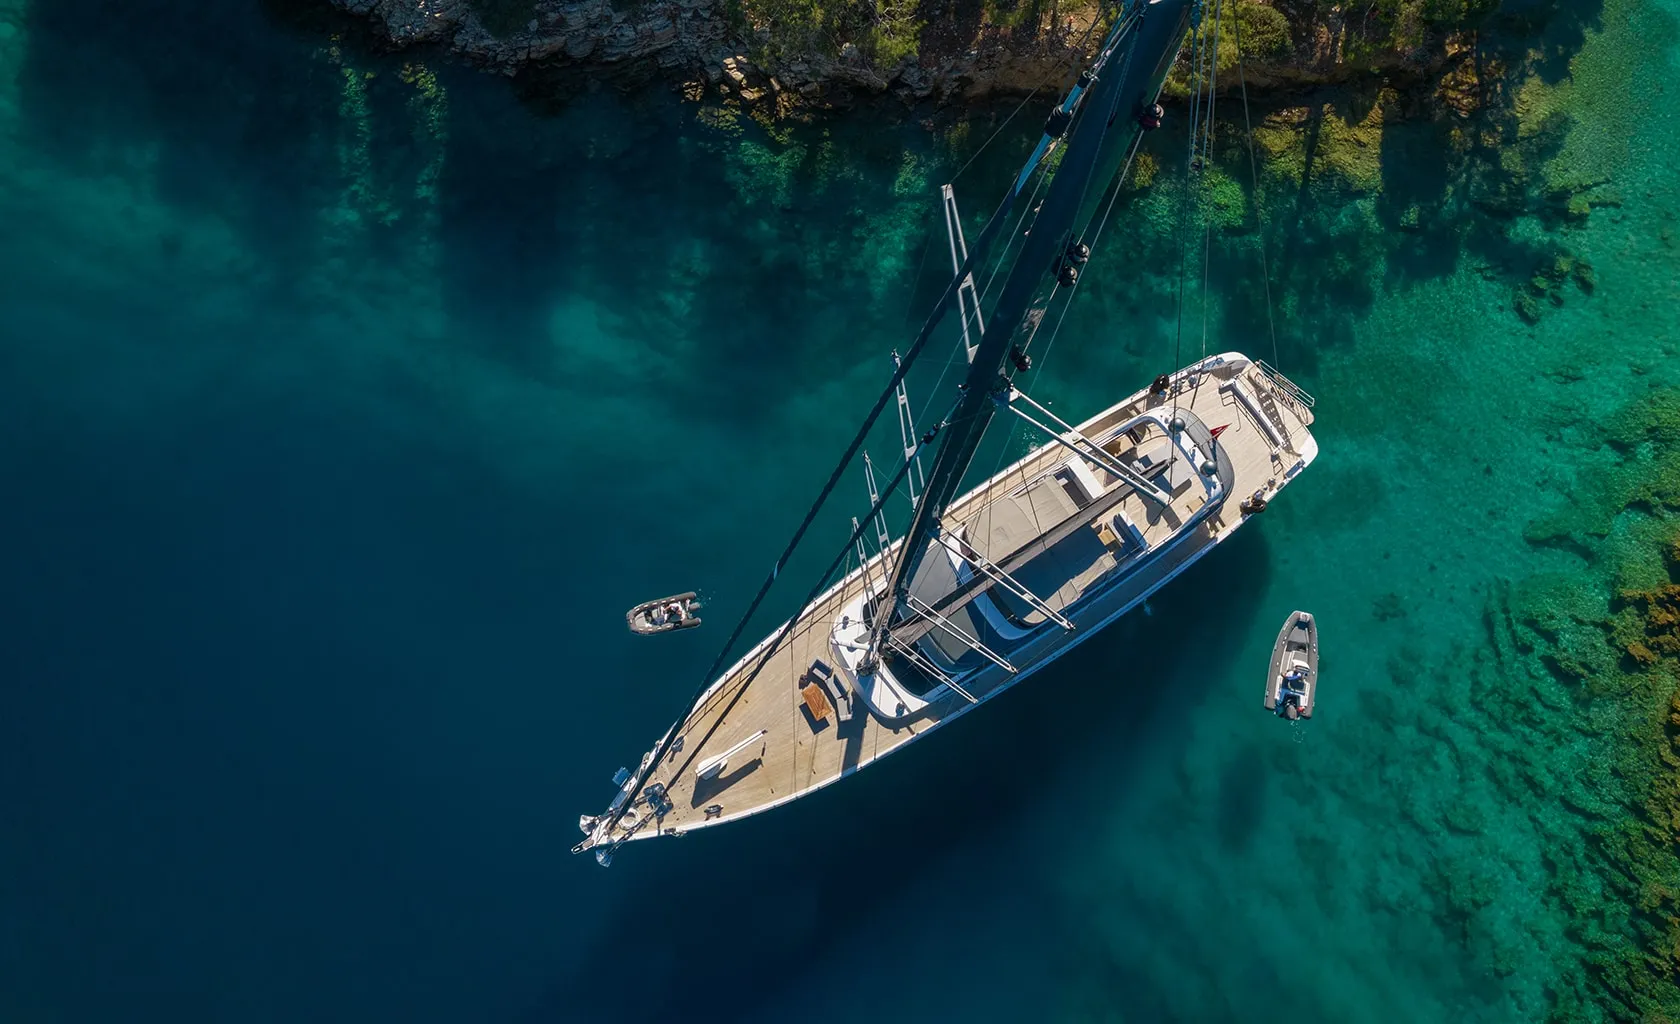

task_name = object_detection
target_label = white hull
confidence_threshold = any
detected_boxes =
[580,353,1318,854]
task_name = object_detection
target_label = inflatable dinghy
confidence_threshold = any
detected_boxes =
[1264,610,1317,719]
[627,593,703,635]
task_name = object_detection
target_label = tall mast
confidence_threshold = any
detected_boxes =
[870,0,1195,655]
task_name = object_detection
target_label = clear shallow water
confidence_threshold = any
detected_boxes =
[2,0,1678,1021]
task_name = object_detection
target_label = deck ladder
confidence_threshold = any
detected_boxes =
[942,184,985,364]
[890,351,928,506]
[861,454,894,554]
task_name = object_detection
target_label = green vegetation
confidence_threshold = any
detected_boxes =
[1552,530,1680,1023]
[1522,388,1680,555]
[1497,383,1680,1019]
[1251,97,1389,194]
[1157,0,1294,106]
[1207,0,1292,71]
[1224,0,1291,61]
[330,52,399,226]
[1305,0,1498,65]
[723,0,1115,75]
[1510,250,1594,325]
[400,62,449,207]
[728,0,923,73]
[980,0,1049,32]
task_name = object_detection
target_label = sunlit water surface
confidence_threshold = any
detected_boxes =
[3,0,1678,1020]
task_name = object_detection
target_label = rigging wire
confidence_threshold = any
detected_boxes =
[1231,0,1282,372]
[1197,0,1224,369]
[896,4,1141,555]
[985,10,1145,542]
[950,0,1114,183]
[1061,6,1144,260]
[1171,4,1208,386]
[591,1,1197,855]
[583,181,1040,845]
[1157,0,1213,485]
[1171,0,1221,458]
[979,164,1050,307]
[950,86,1044,186]
[960,1,1157,546]
[909,10,1112,432]
[1021,138,1145,373]
[918,6,1119,464]
[642,393,968,759]
[900,229,939,331]
[973,4,1117,314]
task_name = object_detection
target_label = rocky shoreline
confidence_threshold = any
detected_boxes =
[328,0,1463,111]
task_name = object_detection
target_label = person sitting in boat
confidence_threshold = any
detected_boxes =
[650,604,668,626]
[666,601,685,622]
[1278,667,1307,718]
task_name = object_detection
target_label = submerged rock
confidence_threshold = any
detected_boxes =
[1510,250,1596,325]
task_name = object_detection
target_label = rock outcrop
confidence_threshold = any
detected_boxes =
[334,0,727,74]
[330,0,1164,107]
[329,0,1476,113]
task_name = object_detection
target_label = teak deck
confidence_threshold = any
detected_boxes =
[580,354,1316,854]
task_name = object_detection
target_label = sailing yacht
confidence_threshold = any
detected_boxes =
[575,0,1317,864]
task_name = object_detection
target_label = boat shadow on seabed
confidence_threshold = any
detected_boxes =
[525,527,1274,1022]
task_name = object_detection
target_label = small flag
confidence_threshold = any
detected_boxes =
[1210,424,1230,440]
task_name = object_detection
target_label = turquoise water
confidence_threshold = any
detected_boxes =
[3,0,1679,1020]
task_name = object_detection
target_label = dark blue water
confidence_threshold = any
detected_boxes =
[0,4,1059,1018]
[5,0,1679,1020]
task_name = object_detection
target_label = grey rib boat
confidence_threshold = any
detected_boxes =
[1265,610,1318,719]
[627,593,702,635]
